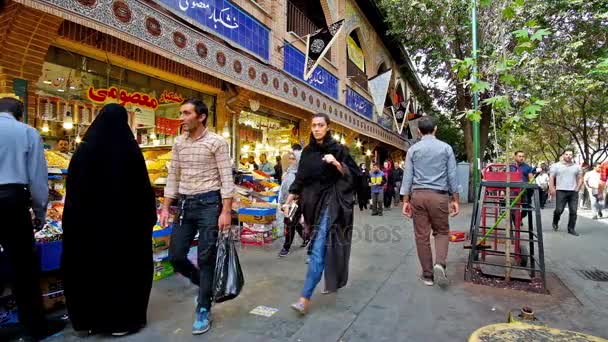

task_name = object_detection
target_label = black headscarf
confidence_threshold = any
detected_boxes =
[62,103,157,332]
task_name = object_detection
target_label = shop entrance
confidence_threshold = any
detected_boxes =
[237,109,299,175]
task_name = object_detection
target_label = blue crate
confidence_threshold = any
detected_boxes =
[152,225,173,238]
[36,241,62,272]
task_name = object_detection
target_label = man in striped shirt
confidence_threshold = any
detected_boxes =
[159,98,234,335]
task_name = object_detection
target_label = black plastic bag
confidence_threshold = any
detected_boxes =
[212,233,244,303]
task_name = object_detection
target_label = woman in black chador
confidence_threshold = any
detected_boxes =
[62,103,157,336]
[284,113,360,314]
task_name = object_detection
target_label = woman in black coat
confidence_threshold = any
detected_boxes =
[62,104,157,336]
[357,163,371,211]
[284,113,359,315]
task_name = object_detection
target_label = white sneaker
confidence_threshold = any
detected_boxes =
[420,277,434,286]
[433,264,448,288]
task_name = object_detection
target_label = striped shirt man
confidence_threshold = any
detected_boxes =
[164,129,235,200]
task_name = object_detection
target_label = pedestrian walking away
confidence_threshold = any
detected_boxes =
[393,162,404,206]
[549,149,583,236]
[383,161,395,209]
[284,112,359,315]
[0,98,66,341]
[584,164,604,220]
[278,151,308,257]
[400,116,459,288]
[369,163,386,216]
[160,98,235,335]
[535,167,550,209]
[357,163,371,211]
[62,104,157,337]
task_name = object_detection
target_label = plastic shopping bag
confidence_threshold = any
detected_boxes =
[212,232,244,303]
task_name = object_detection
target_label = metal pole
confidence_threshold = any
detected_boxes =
[471,0,481,198]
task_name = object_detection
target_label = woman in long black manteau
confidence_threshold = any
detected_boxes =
[62,104,157,336]
[284,112,359,315]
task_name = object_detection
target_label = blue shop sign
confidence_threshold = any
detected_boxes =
[159,0,270,61]
[346,87,373,119]
[283,44,338,99]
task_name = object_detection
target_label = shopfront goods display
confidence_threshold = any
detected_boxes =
[237,110,299,168]
[35,47,216,148]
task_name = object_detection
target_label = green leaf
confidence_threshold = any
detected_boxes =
[513,0,525,7]
[525,19,538,28]
[483,95,511,110]
[502,6,516,19]
[500,74,517,85]
[470,80,491,93]
[465,109,482,122]
[530,28,551,41]
[480,0,492,7]
[522,104,542,118]
[515,42,534,54]
[513,29,529,40]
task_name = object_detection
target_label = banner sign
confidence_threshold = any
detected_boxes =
[304,19,344,80]
[390,101,408,135]
[368,69,392,116]
[347,36,365,71]
[159,90,185,104]
[158,0,270,60]
[284,44,339,99]
[87,86,159,109]
[346,87,373,119]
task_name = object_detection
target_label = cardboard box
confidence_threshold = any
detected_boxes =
[40,275,64,311]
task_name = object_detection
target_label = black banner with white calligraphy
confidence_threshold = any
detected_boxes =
[304,19,345,80]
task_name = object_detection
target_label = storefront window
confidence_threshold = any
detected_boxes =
[34,47,216,148]
[237,110,298,170]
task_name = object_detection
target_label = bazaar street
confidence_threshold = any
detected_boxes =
[46,204,608,341]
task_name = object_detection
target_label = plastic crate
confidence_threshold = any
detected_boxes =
[36,241,62,272]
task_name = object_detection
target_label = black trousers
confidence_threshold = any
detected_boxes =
[282,206,305,251]
[553,190,578,232]
[169,191,221,311]
[539,189,548,209]
[384,187,394,208]
[0,184,45,334]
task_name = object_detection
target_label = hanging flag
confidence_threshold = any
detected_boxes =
[407,97,423,121]
[304,19,345,80]
[347,36,365,71]
[368,69,392,117]
[390,101,408,135]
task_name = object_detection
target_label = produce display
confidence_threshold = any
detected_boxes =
[44,150,69,169]
[143,148,171,185]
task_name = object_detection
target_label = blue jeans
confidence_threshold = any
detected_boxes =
[169,191,221,311]
[301,209,330,299]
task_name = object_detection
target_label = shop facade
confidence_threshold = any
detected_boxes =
[1,0,426,162]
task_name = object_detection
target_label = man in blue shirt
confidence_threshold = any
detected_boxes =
[369,163,386,216]
[512,151,535,222]
[401,116,459,288]
[0,98,65,340]
[258,153,275,177]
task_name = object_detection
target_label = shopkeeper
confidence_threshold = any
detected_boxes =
[55,138,73,157]
[259,153,275,176]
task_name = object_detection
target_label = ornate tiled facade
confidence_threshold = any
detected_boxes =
[17,0,407,148]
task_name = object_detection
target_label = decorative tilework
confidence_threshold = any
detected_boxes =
[157,0,270,61]
[346,87,373,119]
[32,0,405,149]
[283,43,338,99]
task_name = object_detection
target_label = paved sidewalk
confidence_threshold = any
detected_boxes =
[41,204,608,341]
